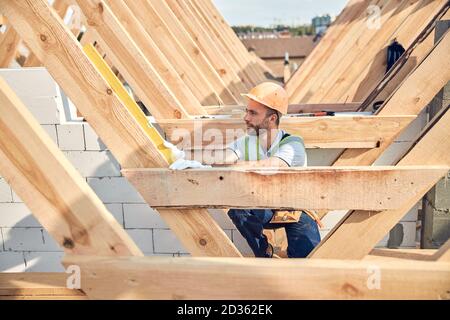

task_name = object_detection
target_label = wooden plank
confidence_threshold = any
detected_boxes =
[64,254,450,300]
[286,0,365,99]
[165,0,251,90]
[0,77,142,256]
[149,0,247,101]
[339,1,449,103]
[334,29,450,166]
[159,115,416,149]
[358,8,441,111]
[310,107,450,259]
[287,0,378,103]
[187,0,262,85]
[204,103,362,116]
[167,0,255,89]
[73,0,201,119]
[320,0,447,103]
[0,25,21,67]
[124,0,239,105]
[1,0,241,258]
[0,273,86,299]
[122,166,448,210]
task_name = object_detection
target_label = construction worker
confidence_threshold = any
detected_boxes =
[226,82,321,258]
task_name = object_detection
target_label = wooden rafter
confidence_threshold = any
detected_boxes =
[122,166,448,210]
[159,115,416,149]
[63,254,450,299]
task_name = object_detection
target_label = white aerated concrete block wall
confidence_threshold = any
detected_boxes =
[0,68,423,272]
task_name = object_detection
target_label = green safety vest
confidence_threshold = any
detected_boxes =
[244,132,304,161]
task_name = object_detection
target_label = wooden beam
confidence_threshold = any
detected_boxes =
[0,273,86,300]
[0,77,142,256]
[433,239,450,262]
[164,0,251,91]
[122,166,448,210]
[204,103,362,116]
[159,115,416,149]
[73,0,201,119]
[1,0,241,258]
[310,107,450,259]
[366,248,437,261]
[285,0,364,99]
[167,0,255,89]
[334,29,450,166]
[320,0,448,103]
[340,1,450,103]
[124,0,239,105]
[64,254,450,299]
[0,24,20,67]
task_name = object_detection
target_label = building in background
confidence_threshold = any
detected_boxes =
[242,36,316,80]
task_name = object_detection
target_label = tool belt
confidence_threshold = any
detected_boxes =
[270,209,323,228]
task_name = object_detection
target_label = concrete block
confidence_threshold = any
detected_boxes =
[87,177,145,203]
[231,229,254,256]
[24,252,65,272]
[208,209,236,230]
[0,68,59,98]
[0,178,13,203]
[105,203,124,227]
[0,203,40,227]
[2,228,49,251]
[41,125,58,144]
[23,96,60,125]
[153,229,187,254]
[0,252,26,272]
[126,229,154,254]
[83,123,107,151]
[306,149,344,166]
[63,151,121,177]
[57,124,85,151]
[123,203,167,229]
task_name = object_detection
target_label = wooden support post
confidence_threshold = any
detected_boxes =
[310,106,450,259]
[159,115,416,149]
[0,24,20,67]
[0,0,241,257]
[122,166,448,210]
[0,77,142,256]
[64,254,450,299]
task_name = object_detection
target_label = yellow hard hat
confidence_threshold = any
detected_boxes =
[241,82,289,114]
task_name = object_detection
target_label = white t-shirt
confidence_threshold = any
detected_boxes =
[227,130,307,167]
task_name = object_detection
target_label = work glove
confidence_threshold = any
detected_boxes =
[163,141,211,170]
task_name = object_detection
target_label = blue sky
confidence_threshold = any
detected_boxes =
[212,0,348,27]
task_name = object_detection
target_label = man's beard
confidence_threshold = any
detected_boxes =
[247,119,269,136]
